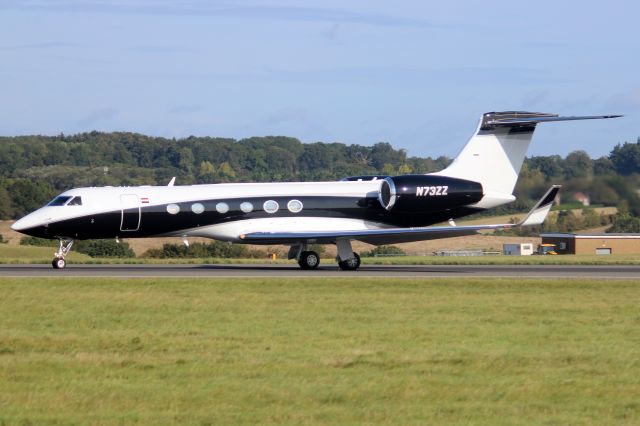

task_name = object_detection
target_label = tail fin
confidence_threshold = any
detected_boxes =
[434,111,621,196]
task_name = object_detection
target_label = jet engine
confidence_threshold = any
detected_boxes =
[378,175,483,212]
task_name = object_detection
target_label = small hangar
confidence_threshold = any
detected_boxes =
[540,233,640,255]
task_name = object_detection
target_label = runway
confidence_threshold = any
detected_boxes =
[1,263,639,279]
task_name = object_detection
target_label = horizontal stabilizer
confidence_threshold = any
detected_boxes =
[482,111,622,129]
[240,185,561,245]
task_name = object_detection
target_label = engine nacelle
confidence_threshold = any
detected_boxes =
[378,175,483,212]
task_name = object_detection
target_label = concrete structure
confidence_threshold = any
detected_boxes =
[503,243,534,256]
[540,233,640,255]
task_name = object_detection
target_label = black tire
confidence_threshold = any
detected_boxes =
[338,252,361,271]
[52,258,66,269]
[298,251,320,270]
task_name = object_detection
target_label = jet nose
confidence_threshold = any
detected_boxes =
[11,210,50,232]
[11,217,30,231]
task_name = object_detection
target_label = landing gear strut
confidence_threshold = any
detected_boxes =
[336,239,361,271]
[52,238,74,269]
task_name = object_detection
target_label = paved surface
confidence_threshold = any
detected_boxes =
[0,264,639,279]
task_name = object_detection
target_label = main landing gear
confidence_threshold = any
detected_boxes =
[289,245,321,270]
[289,240,362,271]
[338,252,361,271]
[336,239,360,271]
[298,250,320,270]
[52,238,74,269]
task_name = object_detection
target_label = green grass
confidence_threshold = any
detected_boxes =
[0,244,93,263]
[0,244,288,265]
[1,277,639,424]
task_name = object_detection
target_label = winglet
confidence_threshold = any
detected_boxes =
[518,185,561,226]
[168,177,176,187]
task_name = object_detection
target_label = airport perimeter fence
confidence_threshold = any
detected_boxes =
[372,250,502,257]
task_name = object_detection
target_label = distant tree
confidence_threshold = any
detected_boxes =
[370,142,406,171]
[593,156,615,176]
[555,210,583,233]
[197,161,217,184]
[177,147,195,174]
[587,178,618,206]
[8,179,56,218]
[0,183,14,219]
[527,155,563,179]
[605,175,640,215]
[397,164,412,175]
[610,139,640,175]
[564,150,593,179]
[582,208,602,228]
[217,162,236,182]
[607,212,640,233]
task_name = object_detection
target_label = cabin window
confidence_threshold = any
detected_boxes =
[263,200,279,214]
[287,199,303,213]
[67,197,82,206]
[47,196,72,206]
[216,202,229,214]
[240,202,254,213]
[191,203,205,214]
[166,204,180,215]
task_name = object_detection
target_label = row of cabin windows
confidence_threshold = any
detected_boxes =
[46,196,303,214]
[167,200,303,215]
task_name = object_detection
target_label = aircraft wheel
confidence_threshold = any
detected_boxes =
[338,252,361,271]
[52,257,66,269]
[298,251,320,270]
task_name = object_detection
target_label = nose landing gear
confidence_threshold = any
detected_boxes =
[52,238,74,269]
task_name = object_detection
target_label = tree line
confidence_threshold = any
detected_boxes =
[1,131,640,221]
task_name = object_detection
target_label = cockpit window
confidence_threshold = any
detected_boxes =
[67,196,82,206]
[47,196,72,206]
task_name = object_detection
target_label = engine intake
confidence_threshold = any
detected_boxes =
[378,175,483,213]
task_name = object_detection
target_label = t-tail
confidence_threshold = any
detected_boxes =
[433,111,621,207]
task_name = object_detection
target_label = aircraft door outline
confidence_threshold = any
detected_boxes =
[120,194,141,231]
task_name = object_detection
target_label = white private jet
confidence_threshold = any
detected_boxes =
[12,111,621,270]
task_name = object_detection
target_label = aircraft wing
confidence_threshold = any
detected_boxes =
[240,185,561,246]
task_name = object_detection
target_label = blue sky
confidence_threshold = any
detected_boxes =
[1,0,638,159]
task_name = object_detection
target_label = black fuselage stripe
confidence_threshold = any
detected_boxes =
[21,194,484,240]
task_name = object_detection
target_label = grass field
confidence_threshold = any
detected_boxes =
[1,277,639,424]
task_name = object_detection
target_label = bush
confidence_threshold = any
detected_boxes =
[606,212,640,233]
[308,244,326,255]
[20,236,56,246]
[0,234,6,244]
[75,240,135,258]
[361,245,406,257]
[20,236,135,257]
[143,241,263,259]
